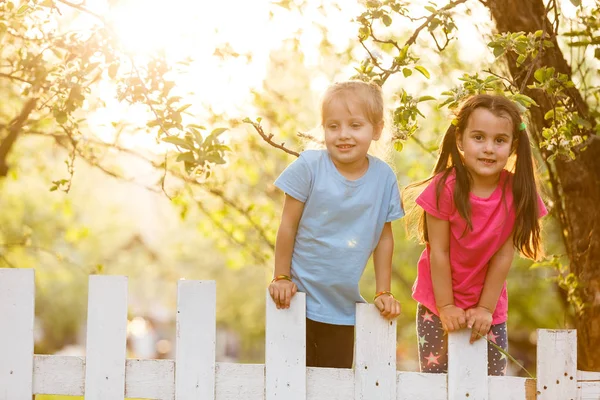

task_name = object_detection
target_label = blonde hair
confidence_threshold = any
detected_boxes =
[320,80,384,127]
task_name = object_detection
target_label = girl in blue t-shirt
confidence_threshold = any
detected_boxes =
[268,81,403,369]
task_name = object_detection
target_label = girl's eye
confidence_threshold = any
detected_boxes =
[328,124,338,130]
[496,138,506,143]
[474,135,483,141]
[351,123,362,128]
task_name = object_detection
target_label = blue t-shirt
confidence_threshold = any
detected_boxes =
[274,149,404,325]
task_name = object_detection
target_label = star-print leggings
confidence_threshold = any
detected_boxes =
[416,304,508,376]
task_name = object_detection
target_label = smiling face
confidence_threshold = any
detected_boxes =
[457,107,514,186]
[322,93,383,176]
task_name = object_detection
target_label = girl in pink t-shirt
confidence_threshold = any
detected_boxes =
[404,94,547,376]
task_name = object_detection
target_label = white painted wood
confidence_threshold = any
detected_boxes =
[448,329,488,400]
[577,370,600,400]
[537,329,577,400]
[216,363,264,400]
[84,275,128,400]
[396,371,446,400]
[175,280,216,400]
[33,355,85,395]
[354,303,397,400]
[126,359,175,400]
[488,376,530,400]
[307,367,354,399]
[265,290,306,400]
[0,268,35,400]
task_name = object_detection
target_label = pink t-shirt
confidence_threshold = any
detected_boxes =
[412,169,547,324]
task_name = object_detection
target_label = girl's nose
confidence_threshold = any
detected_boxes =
[340,126,351,138]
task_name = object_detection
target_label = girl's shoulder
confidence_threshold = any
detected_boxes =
[431,168,457,188]
[299,149,328,164]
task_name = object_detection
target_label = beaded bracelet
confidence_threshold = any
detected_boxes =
[373,290,394,301]
[271,274,292,283]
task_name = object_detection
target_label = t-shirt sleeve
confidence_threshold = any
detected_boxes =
[273,155,312,202]
[415,175,453,220]
[537,192,548,218]
[386,179,404,222]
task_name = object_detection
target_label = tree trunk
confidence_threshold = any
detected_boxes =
[485,0,600,371]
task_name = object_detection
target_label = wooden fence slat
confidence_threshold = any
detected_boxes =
[126,359,175,400]
[354,303,397,400]
[175,280,216,400]
[33,355,85,395]
[307,367,354,400]
[84,275,128,400]
[0,268,35,400]
[216,363,264,400]
[578,370,600,400]
[265,290,306,400]
[448,330,488,400]
[396,371,446,400]
[536,329,577,400]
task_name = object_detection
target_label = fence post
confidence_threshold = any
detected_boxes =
[84,275,128,400]
[175,280,216,400]
[448,329,488,400]
[536,329,577,400]
[354,304,397,400]
[265,290,306,400]
[0,268,35,400]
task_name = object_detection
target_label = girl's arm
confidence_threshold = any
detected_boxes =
[479,233,515,310]
[467,233,515,342]
[270,194,304,309]
[373,222,401,319]
[427,212,466,331]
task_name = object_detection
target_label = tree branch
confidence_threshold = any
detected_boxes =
[405,0,468,47]
[0,98,38,177]
[245,119,300,157]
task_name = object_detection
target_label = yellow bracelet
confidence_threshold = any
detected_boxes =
[271,274,292,283]
[374,290,394,301]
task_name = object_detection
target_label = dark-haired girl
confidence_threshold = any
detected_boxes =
[404,94,547,376]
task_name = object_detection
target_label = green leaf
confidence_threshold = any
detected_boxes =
[418,96,436,102]
[569,0,581,6]
[176,152,196,162]
[382,14,392,27]
[56,111,67,124]
[425,5,436,13]
[162,136,193,149]
[414,65,430,79]
[544,109,555,120]
[210,127,228,137]
[108,63,119,79]
[16,5,29,14]
[493,47,505,58]
[393,141,404,152]
[176,104,192,113]
[402,68,412,77]
[534,68,545,83]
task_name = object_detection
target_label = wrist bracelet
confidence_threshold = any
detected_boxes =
[271,274,292,283]
[374,290,394,301]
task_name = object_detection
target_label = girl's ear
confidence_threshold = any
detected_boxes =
[372,121,384,141]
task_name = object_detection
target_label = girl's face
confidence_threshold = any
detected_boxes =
[322,94,382,173]
[457,108,514,185]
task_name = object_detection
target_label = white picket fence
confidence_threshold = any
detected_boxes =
[1,269,599,400]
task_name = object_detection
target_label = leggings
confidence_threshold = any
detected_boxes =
[416,304,508,376]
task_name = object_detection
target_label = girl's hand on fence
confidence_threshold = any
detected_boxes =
[466,306,493,344]
[438,305,467,332]
[374,294,401,319]
[268,279,297,309]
